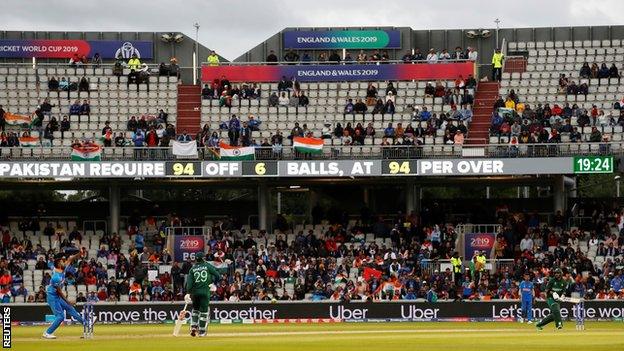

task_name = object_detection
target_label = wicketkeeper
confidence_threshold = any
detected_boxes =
[184,252,221,337]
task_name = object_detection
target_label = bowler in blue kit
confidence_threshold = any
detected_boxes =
[43,251,86,339]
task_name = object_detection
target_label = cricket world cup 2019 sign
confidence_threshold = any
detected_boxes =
[0,40,153,59]
[173,235,205,261]
[283,30,401,49]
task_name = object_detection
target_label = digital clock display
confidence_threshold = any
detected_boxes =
[573,156,613,174]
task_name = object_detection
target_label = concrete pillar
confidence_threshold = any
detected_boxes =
[553,175,566,213]
[405,182,416,214]
[258,182,269,231]
[109,182,120,235]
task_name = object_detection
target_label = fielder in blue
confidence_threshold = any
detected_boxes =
[519,272,535,324]
[43,251,87,339]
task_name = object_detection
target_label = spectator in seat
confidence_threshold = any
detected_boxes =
[48,77,59,91]
[354,99,367,114]
[328,50,341,63]
[43,123,54,145]
[69,100,81,116]
[580,62,591,78]
[228,115,240,145]
[177,130,192,143]
[386,82,397,96]
[598,63,610,79]
[384,123,395,138]
[365,122,376,137]
[453,46,464,60]
[201,84,213,99]
[609,64,620,78]
[434,81,446,97]
[356,50,367,63]
[60,116,70,138]
[288,92,299,107]
[344,99,355,116]
[384,100,395,115]
[91,53,102,67]
[277,76,291,92]
[333,123,343,138]
[169,57,180,79]
[426,49,438,63]
[566,81,578,95]
[578,82,589,95]
[114,132,126,147]
[424,82,435,97]
[504,97,515,110]
[341,130,352,146]
[132,129,145,147]
[454,130,464,145]
[145,127,159,147]
[40,98,54,115]
[266,50,278,64]
[298,91,309,107]
[289,122,303,140]
[80,100,90,116]
[402,51,414,63]
[558,74,569,94]
[268,92,279,107]
[467,47,478,61]
[127,116,138,132]
[490,110,503,134]
[59,77,69,91]
[283,49,300,63]
[418,106,431,121]
[589,126,602,142]
[247,115,261,131]
[78,77,89,92]
[548,129,561,143]
[278,92,289,107]
[102,121,113,147]
[127,69,139,89]
[413,48,424,61]
[366,83,378,105]
[240,122,252,146]
[372,98,384,115]
[127,54,141,70]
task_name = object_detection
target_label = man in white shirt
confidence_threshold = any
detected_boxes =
[426,49,438,63]
[520,234,534,252]
[467,47,478,61]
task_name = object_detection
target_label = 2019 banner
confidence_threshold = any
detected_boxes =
[283,30,401,49]
[0,40,153,59]
[464,233,496,258]
[173,235,205,261]
[201,62,474,83]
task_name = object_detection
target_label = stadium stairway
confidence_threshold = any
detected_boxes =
[176,84,202,134]
[466,81,500,144]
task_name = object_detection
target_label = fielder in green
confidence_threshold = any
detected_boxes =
[184,252,221,337]
[536,268,569,331]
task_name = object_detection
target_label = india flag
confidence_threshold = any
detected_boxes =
[219,142,255,160]
[5,112,32,126]
[293,136,323,154]
[18,136,39,147]
[71,143,102,161]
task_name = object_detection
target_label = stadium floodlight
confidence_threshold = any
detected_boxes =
[466,30,477,39]
[160,33,173,42]
[173,34,185,43]
[481,29,492,38]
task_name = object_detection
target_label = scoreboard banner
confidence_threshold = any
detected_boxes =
[201,62,475,83]
[0,157,613,178]
[0,39,153,59]
[283,30,401,49]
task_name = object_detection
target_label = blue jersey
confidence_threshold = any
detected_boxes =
[519,281,534,301]
[46,268,68,297]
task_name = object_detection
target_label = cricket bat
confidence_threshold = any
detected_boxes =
[559,296,582,303]
[172,303,188,336]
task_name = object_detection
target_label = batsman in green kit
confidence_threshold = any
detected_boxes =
[184,252,221,337]
[536,268,569,330]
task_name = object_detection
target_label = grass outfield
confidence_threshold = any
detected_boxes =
[10,322,624,351]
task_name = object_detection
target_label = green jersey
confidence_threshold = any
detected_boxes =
[185,261,221,295]
[545,277,569,306]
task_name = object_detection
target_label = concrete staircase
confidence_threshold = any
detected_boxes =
[466,81,499,144]
[175,85,201,135]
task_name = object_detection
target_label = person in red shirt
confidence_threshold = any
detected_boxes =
[551,104,563,116]
[145,127,159,147]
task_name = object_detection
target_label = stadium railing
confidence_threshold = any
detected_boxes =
[0,142,619,161]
